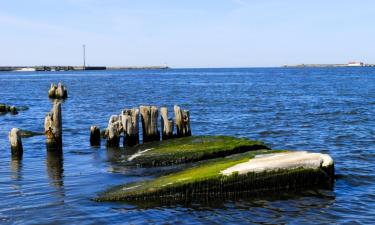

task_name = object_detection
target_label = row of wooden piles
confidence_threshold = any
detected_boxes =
[92,105,192,147]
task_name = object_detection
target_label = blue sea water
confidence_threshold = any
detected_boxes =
[0,68,374,224]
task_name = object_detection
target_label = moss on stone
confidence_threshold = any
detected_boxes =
[125,136,269,167]
[96,150,334,203]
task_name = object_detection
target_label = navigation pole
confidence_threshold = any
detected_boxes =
[83,44,86,70]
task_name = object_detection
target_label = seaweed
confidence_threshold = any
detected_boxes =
[96,150,334,203]
[125,136,270,167]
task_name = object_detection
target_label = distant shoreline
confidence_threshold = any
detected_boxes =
[0,66,169,72]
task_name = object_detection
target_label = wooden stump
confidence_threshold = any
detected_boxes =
[160,107,174,140]
[140,105,160,142]
[121,108,139,146]
[90,126,101,146]
[44,101,62,151]
[174,105,191,137]
[106,115,121,147]
[9,128,23,157]
[48,82,68,99]
[48,83,57,98]
[182,110,192,136]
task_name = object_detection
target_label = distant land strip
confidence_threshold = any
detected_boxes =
[0,66,169,72]
[283,63,375,68]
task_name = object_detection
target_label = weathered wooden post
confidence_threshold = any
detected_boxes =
[48,83,57,98]
[121,108,139,146]
[106,115,121,147]
[90,126,101,146]
[9,128,23,157]
[56,82,68,99]
[160,107,174,140]
[44,101,62,151]
[174,105,191,137]
[182,110,191,136]
[174,105,183,137]
[140,105,160,142]
[48,82,68,99]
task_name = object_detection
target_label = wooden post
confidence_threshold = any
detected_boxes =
[9,128,23,157]
[174,105,183,137]
[174,105,192,137]
[56,82,68,99]
[106,115,121,147]
[49,82,68,99]
[44,101,62,151]
[140,105,160,142]
[48,83,57,98]
[160,107,174,140]
[90,126,101,146]
[121,108,139,146]
[182,110,192,136]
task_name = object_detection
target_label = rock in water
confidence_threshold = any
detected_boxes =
[9,128,23,157]
[44,101,62,151]
[96,150,334,202]
[90,126,101,146]
[123,136,269,167]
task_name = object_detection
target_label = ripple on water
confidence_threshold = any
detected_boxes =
[0,68,375,224]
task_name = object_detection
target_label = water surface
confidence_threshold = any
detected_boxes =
[0,68,374,224]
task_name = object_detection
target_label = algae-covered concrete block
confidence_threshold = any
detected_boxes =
[124,136,269,167]
[96,150,334,202]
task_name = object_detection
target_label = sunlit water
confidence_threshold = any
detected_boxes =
[0,68,374,224]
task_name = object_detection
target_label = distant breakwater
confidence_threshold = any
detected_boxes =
[0,66,169,72]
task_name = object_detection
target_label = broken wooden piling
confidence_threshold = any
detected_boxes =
[106,115,121,147]
[44,101,62,151]
[48,82,68,99]
[90,126,101,146]
[121,108,139,146]
[174,105,191,137]
[160,107,174,140]
[140,106,160,142]
[9,128,23,158]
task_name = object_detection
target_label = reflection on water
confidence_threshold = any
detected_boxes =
[0,68,375,224]
[46,151,64,191]
[11,155,22,181]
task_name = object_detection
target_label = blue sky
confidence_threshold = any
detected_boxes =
[0,0,374,68]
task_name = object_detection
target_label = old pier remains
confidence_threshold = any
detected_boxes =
[8,128,23,158]
[102,105,191,147]
[44,101,63,150]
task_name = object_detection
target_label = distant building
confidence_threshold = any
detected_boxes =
[347,62,364,67]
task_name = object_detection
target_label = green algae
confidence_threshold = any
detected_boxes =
[125,136,269,167]
[96,150,335,203]
[19,130,44,138]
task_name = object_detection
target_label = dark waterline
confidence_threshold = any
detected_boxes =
[0,68,374,224]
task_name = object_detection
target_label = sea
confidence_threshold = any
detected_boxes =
[0,68,374,224]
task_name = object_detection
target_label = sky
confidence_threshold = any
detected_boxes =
[0,0,374,68]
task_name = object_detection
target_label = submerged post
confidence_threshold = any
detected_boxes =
[9,128,23,158]
[121,108,139,146]
[106,115,121,147]
[160,107,174,140]
[44,101,62,151]
[140,105,160,142]
[90,126,101,146]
